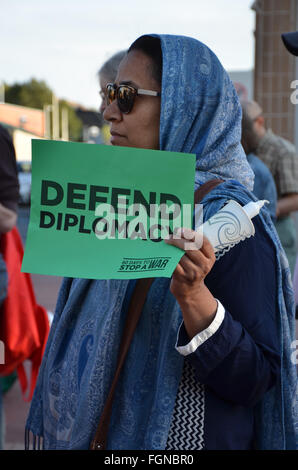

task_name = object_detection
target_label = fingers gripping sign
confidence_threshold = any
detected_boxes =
[165,228,216,296]
[165,228,218,337]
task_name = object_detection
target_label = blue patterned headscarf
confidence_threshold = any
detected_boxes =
[25,34,297,450]
[157,34,254,191]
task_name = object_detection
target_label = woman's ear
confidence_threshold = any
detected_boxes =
[255,115,265,129]
[253,115,266,138]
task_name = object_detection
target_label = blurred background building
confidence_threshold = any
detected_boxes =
[230,1,298,147]
[0,103,44,162]
[0,80,104,205]
[251,0,298,233]
[0,79,105,164]
[252,0,298,146]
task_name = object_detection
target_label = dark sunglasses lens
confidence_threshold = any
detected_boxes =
[117,86,134,113]
[107,84,115,104]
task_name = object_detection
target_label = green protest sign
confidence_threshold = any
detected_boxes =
[21,140,196,279]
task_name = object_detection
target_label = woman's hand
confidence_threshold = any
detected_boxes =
[165,228,218,338]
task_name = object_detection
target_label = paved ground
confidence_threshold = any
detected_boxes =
[2,206,298,450]
[3,273,62,450]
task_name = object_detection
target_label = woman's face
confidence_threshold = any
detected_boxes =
[103,50,161,150]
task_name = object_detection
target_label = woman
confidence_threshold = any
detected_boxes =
[25,34,297,450]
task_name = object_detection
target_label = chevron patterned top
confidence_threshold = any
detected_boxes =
[165,359,205,450]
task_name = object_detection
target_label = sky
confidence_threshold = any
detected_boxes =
[1,0,255,110]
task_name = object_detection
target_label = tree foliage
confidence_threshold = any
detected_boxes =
[4,78,82,141]
[5,78,52,110]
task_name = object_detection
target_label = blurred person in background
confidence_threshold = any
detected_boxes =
[241,101,277,223]
[97,50,126,144]
[0,123,19,449]
[241,100,298,277]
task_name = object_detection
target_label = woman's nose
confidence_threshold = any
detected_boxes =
[103,98,122,122]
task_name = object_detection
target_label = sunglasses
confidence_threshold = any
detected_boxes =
[105,83,161,114]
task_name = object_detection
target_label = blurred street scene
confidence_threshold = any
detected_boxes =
[1,0,298,452]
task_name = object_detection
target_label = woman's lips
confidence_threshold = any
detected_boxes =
[110,130,126,144]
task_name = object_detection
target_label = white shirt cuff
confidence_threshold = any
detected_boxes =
[175,300,225,356]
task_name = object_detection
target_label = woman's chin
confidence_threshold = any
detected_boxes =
[110,135,128,146]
